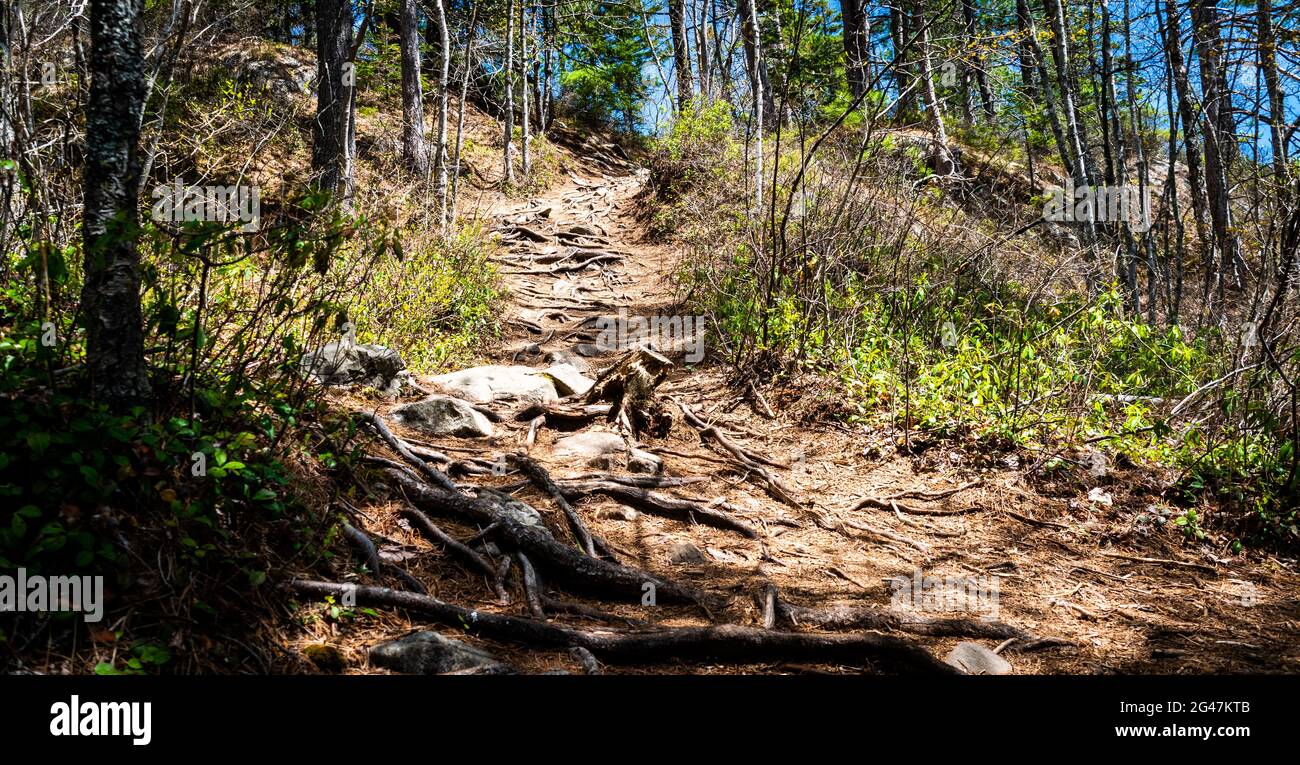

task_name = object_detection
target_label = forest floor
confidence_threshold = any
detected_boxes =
[310,137,1300,675]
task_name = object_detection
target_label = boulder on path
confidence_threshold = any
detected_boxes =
[389,395,494,438]
[944,642,1013,675]
[369,632,513,675]
[429,365,559,405]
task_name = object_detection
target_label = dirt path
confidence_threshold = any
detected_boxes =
[349,156,1300,675]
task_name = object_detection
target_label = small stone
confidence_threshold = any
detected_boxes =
[1087,487,1113,505]
[301,334,406,390]
[428,365,559,405]
[545,350,589,372]
[596,507,639,521]
[627,448,663,474]
[539,363,595,397]
[669,542,706,565]
[369,631,512,675]
[944,642,1013,675]
[302,643,348,673]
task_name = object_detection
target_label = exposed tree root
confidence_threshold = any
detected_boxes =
[508,452,602,558]
[400,507,500,582]
[386,469,717,608]
[513,402,612,427]
[358,410,459,492]
[289,581,958,673]
[552,480,762,538]
[342,521,426,594]
[675,399,801,507]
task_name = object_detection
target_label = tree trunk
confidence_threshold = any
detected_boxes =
[913,3,953,175]
[1189,0,1240,299]
[1160,0,1212,283]
[669,0,692,111]
[1044,0,1093,189]
[398,0,428,176]
[431,0,451,223]
[962,0,994,122]
[503,0,516,185]
[450,0,479,227]
[842,0,869,100]
[83,0,151,411]
[312,0,355,202]
[1014,0,1036,100]
[739,0,763,208]
[694,0,711,101]
[1257,0,1287,181]
[890,4,913,120]
[520,0,530,177]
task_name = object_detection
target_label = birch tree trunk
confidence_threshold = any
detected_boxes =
[432,0,451,222]
[503,0,516,185]
[914,3,953,176]
[520,0,530,177]
[83,0,151,411]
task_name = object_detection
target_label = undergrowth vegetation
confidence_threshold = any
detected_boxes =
[653,105,1299,552]
[0,40,504,670]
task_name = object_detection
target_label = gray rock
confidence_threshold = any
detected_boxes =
[596,507,640,521]
[390,395,494,438]
[539,363,595,397]
[545,350,590,372]
[482,491,547,529]
[944,642,1013,675]
[369,632,512,675]
[301,333,407,391]
[627,448,663,474]
[429,365,559,405]
[669,542,707,565]
[553,430,625,458]
[219,47,314,99]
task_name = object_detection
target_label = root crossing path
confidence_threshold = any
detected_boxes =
[324,157,1300,676]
